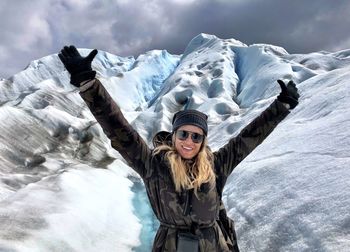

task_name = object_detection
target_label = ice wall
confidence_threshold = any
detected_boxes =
[0,34,349,251]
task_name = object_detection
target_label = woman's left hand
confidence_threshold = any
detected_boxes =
[277,79,300,109]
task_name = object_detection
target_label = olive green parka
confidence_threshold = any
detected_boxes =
[79,79,290,252]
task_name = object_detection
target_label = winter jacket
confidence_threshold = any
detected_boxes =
[79,79,290,252]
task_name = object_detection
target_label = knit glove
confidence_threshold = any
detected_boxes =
[58,45,98,87]
[277,80,300,109]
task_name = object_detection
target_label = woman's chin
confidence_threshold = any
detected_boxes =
[179,151,196,159]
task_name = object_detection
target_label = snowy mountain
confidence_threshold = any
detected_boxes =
[0,33,349,252]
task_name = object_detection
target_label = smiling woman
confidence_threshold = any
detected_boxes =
[175,126,204,159]
[58,45,299,251]
[154,126,215,199]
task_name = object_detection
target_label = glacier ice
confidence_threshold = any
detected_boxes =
[0,33,349,251]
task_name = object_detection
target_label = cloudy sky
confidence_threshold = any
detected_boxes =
[1,0,350,78]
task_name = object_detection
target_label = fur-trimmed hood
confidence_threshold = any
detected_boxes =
[152,131,173,148]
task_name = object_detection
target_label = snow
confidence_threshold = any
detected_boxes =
[0,33,349,251]
[224,66,350,251]
[0,161,140,252]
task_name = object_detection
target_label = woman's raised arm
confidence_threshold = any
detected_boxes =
[214,80,299,182]
[79,79,152,178]
[59,46,152,178]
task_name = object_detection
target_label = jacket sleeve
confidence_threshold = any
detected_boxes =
[213,100,290,180]
[79,79,152,178]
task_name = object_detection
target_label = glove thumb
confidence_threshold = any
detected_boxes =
[86,49,98,62]
[277,79,288,93]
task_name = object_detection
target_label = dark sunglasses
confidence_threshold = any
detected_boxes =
[175,130,204,144]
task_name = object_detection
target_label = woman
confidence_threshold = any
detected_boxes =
[58,46,299,252]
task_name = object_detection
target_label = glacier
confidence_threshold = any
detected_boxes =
[0,33,349,251]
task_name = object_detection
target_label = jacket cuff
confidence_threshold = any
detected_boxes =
[71,70,96,86]
[79,79,96,92]
[274,100,291,116]
[281,102,290,110]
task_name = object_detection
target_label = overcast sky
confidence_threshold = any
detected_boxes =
[1,0,350,78]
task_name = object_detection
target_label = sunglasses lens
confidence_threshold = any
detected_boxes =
[176,130,189,140]
[191,133,204,143]
[176,130,204,143]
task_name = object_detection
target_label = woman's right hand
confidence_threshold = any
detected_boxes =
[58,45,97,87]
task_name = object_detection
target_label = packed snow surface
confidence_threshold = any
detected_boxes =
[0,33,349,251]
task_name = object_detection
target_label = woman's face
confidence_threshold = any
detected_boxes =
[174,125,204,159]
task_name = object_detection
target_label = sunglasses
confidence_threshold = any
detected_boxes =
[175,130,204,144]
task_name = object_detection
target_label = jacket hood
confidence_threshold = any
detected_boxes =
[152,131,173,148]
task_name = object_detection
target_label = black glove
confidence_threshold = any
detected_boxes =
[277,79,300,109]
[58,45,98,87]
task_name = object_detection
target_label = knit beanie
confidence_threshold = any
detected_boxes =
[172,109,208,135]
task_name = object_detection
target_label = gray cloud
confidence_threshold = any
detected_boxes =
[1,0,350,78]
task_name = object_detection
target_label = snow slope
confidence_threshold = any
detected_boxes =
[0,33,349,251]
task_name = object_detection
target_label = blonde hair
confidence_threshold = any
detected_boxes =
[154,135,216,196]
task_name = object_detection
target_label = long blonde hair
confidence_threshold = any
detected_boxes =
[154,135,216,196]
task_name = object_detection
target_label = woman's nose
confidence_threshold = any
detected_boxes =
[184,135,193,144]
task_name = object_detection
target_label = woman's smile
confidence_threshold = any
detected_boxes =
[175,125,203,159]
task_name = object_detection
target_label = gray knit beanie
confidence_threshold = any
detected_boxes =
[172,110,208,135]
